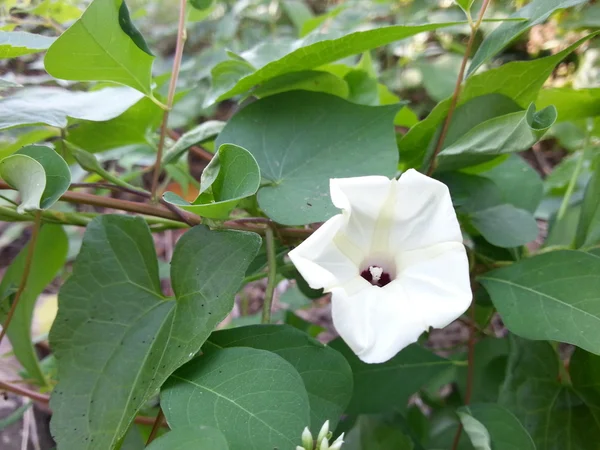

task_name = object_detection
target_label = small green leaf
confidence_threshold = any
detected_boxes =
[575,165,600,248]
[500,337,600,450]
[470,204,539,248]
[146,426,229,450]
[0,145,71,212]
[206,324,353,430]
[253,70,350,100]
[216,91,399,225]
[467,0,588,76]
[49,217,261,449]
[0,31,55,59]
[0,86,144,130]
[44,0,154,95]
[436,104,557,172]
[205,22,466,106]
[480,250,600,354]
[455,0,475,13]
[0,225,68,386]
[458,404,536,450]
[162,347,310,450]
[188,0,213,10]
[163,143,260,219]
[330,339,455,414]
[162,121,225,165]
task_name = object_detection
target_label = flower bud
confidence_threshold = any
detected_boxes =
[301,426,313,450]
[330,433,345,450]
[316,420,330,444]
[319,437,329,450]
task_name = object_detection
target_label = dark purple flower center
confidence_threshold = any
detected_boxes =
[361,265,392,287]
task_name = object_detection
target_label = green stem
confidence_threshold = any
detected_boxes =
[261,227,278,324]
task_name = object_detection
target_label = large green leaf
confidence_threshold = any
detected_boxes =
[499,337,600,450]
[215,91,399,225]
[480,250,600,354]
[145,427,229,450]
[398,34,598,169]
[0,145,71,213]
[467,0,588,76]
[575,164,600,248]
[458,404,536,450]
[204,22,464,105]
[0,86,144,130]
[206,324,353,430]
[436,104,557,172]
[162,121,225,165]
[49,217,261,449]
[44,0,154,95]
[66,96,162,153]
[162,347,310,450]
[163,144,260,219]
[0,31,55,59]
[537,88,600,122]
[330,339,456,414]
[0,225,67,386]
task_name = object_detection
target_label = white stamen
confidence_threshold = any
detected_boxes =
[369,266,383,283]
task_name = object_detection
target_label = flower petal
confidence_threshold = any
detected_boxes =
[288,215,358,291]
[330,176,394,258]
[390,169,463,252]
[331,280,426,364]
[396,242,471,329]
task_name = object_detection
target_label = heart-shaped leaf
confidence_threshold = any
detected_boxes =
[163,143,260,219]
[49,216,261,449]
[44,0,154,95]
[215,91,399,225]
[162,347,310,450]
[0,145,70,213]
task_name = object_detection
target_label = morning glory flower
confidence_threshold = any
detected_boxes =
[288,169,471,364]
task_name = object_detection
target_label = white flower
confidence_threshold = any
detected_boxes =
[288,169,471,364]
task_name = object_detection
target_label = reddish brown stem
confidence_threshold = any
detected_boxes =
[426,0,492,176]
[146,408,165,444]
[0,211,42,347]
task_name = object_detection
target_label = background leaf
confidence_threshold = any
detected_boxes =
[162,121,225,165]
[537,88,600,122]
[146,426,229,450]
[344,415,415,450]
[330,339,456,414]
[0,225,67,386]
[575,165,600,248]
[469,204,539,248]
[49,217,260,449]
[0,31,55,58]
[467,0,588,76]
[480,250,600,354]
[162,347,310,450]
[44,0,154,95]
[206,324,353,430]
[215,91,399,225]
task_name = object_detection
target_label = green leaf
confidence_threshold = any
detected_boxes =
[0,128,60,160]
[458,404,536,450]
[330,339,456,414]
[436,104,557,172]
[253,70,350,101]
[66,96,162,154]
[344,415,415,450]
[499,337,600,450]
[49,217,261,449]
[215,91,399,225]
[0,86,144,130]
[162,121,225,165]
[0,225,67,386]
[281,0,314,33]
[398,34,598,169]
[44,0,154,95]
[0,145,71,212]
[480,250,600,354]
[163,144,260,219]
[467,0,588,77]
[470,204,539,248]
[537,88,600,122]
[162,347,310,450]
[146,426,229,450]
[206,324,353,430]
[455,0,475,13]
[204,21,465,106]
[575,164,600,248]
[0,31,55,59]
